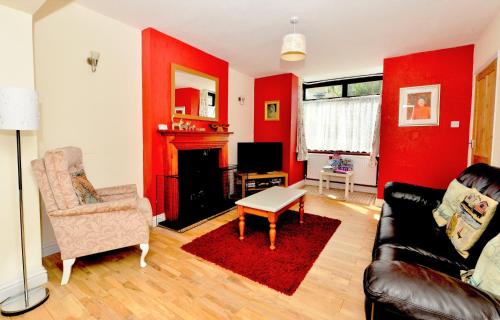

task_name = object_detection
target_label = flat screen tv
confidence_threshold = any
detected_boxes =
[237,142,282,173]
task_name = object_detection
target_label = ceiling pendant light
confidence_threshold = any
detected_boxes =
[281,16,306,61]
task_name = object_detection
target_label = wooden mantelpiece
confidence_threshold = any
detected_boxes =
[159,129,233,221]
[158,130,233,151]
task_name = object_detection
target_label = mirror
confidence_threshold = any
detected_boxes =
[171,64,219,121]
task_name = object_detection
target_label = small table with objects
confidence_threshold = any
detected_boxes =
[319,170,354,200]
[235,186,306,250]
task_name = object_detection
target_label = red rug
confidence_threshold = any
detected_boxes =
[181,211,341,295]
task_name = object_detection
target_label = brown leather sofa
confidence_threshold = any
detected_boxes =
[364,163,500,320]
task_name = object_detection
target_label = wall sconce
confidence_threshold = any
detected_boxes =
[86,51,100,72]
[238,96,245,105]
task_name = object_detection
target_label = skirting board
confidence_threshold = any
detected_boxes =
[0,266,48,302]
[305,179,377,194]
[152,213,166,227]
[42,239,60,257]
[288,179,305,189]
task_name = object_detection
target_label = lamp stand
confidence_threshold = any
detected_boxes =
[1,130,49,316]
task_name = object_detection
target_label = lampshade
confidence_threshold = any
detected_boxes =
[280,33,307,61]
[0,87,39,131]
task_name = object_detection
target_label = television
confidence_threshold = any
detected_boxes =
[237,142,282,173]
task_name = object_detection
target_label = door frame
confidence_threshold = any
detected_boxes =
[469,54,499,165]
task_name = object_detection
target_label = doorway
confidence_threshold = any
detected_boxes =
[471,59,497,164]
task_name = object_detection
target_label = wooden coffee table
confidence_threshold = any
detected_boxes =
[235,187,307,250]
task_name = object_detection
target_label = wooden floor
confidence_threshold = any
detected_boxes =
[13,188,380,320]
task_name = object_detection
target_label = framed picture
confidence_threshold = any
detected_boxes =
[174,106,186,115]
[399,84,440,126]
[264,100,280,121]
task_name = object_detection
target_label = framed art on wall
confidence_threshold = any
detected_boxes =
[399,84,440,126]
[264,100,280,121]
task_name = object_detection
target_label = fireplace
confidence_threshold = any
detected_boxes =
[155,130,239,231]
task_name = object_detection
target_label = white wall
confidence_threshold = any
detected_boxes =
[0,4,46,300]
[34,3,142,255]
[228,68,254,165]
[473,10,500,166]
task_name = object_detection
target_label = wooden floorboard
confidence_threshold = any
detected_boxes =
[13,187,379,320]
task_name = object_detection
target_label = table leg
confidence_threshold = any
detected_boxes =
[345,176,349,200]
[299,196,305,224]
[350,173,354,192]
[319,173,323,194]
[326,176,330,190]
[238,205,245,240]
[268,214,277,250]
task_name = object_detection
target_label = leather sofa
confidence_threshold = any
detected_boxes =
[364,163,500,320]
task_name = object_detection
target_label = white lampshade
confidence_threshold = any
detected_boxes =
[280,33,306,61]
[0,87,39,131]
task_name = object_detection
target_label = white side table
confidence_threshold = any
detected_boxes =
[319,170,354,200]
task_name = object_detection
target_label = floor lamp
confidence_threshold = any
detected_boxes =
[0,87,50,316]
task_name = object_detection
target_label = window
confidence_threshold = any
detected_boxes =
[305,85,342,100]
[347,80,382,97]
[303,75,382,101]
[302,75,382,153]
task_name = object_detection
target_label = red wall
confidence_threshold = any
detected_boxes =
[175,87,200,115]
[142,28,229,213]
[254,73,304,185]
[377,45,474,197]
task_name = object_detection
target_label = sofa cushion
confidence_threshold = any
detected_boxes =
[466,233,500,296]
[433,179,471,227]
[374,206,474,270]
[374,243,467,277]
[446,189,498,258]
[364,260,500,320]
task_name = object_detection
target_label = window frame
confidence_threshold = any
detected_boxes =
[303,74,383,101]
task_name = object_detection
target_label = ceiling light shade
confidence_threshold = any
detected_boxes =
[281,17,306,61]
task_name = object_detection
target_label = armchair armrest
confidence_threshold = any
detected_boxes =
[364,260,500,320]
[49,198,138,217]
[384,182,446,211]
[96,184,137,196]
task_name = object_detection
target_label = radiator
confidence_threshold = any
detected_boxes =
[306,153,377,186]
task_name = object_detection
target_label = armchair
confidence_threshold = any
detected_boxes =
[31,146,152,285]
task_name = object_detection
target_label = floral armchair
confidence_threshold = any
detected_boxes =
[31,146,151,285]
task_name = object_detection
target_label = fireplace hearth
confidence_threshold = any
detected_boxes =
[156,149,239,231]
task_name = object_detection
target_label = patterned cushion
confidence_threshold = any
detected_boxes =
[71,169,103,204]
[446,189,498,258]
[433,179,471,227]
[463,234,500,296]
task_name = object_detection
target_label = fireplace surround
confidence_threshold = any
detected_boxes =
[156,130,238,231]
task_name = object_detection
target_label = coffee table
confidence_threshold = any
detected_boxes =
[235,186,307,250]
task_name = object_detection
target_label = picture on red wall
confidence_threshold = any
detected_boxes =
[265,100,280,121]
[399,84,440,126]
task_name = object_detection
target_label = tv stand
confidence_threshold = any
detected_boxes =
[237,171,288,198]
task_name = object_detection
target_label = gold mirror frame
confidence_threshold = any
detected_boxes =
[171,63,219,122]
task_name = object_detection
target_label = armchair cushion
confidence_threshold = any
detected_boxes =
[31,159,58,212]
[96,184,137,201]
[44,148,81,209]
[49,198,137,217]
[71,169,103,204]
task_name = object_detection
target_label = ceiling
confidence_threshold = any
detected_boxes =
[76,0,500,81]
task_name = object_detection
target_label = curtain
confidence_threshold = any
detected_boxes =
[296,78,308,161]
[303,95,380,153]
[199,89,209,117]
[369,97,382,167]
